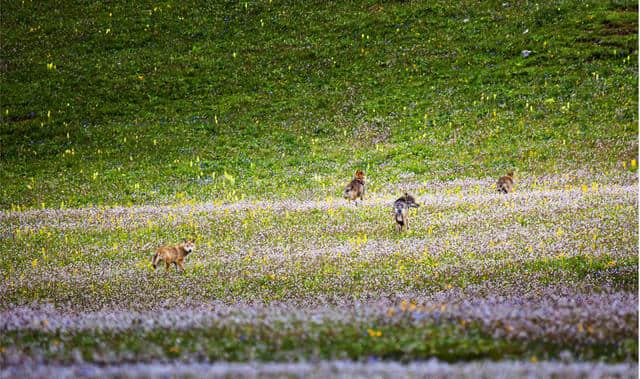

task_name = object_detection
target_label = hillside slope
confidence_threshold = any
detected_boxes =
[0,0,637,209]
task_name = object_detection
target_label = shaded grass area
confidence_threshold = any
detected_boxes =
[1,0,637,209]
[2,320,636,364]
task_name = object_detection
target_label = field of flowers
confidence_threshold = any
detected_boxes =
[1,0,637,376]
[0,169,637,377]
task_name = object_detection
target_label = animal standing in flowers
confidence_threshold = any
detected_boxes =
[496,171,515,194]
[393,192,420,232]
[344,170,366,205]
[152,239,195,272]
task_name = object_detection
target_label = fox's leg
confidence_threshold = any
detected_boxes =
[405,210,410,231]
[165,261,170,272]
[151,254,158,269]
[177,261,185,271]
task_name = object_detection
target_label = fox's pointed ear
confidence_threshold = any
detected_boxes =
[182,238,187,243]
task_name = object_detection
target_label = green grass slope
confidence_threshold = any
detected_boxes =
[1,0,637,209]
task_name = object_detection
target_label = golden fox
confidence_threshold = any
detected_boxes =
[151,239,195,272]
[394,192,420,232]
[496,171,515,194]
[344,170,365,204]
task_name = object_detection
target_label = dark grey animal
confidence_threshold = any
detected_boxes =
[394,193,420,232]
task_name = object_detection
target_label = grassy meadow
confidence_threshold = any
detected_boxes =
[0,0,638,377]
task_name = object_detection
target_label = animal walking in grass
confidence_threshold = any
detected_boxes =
[152,239,195,272]
[344,170,366,205]
[394,193,420,232]
[496,171,515,194]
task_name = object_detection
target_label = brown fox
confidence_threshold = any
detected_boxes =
[496,171,515,194]
[344,170,365,204]
[151,239,195,272]
[394,193,420,232]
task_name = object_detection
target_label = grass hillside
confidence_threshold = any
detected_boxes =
[1,0,637,209]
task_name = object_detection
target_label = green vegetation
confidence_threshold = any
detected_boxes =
[1,0,637,209]
[3,321,636,364]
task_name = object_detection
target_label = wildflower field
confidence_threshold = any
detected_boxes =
[1,0,638,377]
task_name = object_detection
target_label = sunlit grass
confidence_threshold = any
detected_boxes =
[0,0,637,209]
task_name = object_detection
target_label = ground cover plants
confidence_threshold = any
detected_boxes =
[0,0,637,377]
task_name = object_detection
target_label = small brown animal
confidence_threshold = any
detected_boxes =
[344,170,366,204]
[496,171,515,194]
[152,239,195,272]
[394,192,420,232]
